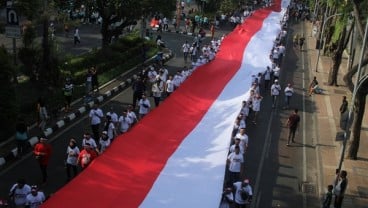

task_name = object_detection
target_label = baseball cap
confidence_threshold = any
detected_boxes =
[102,131,107,135]
[40,137,48,141]
[274,79,278,82]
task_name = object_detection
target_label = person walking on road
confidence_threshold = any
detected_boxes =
[233,179,253,208]
[263,66,272,90]
[227,145,244,184]
[65,138,80,181]
[152,78,164,107]
[283,83,294,109]
[74,27,81,45]
[15,118,29,157]
[9,178,31,207]
[270,79,281,108]
[78,143,98,169]
[33,137,52,184]
[25,185,45,208]
[63,77,73,112]
[89,104,104,141]
[182,40,191,62]
[132,76,146,108]
[138,94,151,120]
[286,109,300,146]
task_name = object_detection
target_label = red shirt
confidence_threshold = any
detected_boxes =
[33,142,52,165]
[78,149,98,168]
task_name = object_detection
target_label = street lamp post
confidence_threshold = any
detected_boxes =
[337,17,368,175]
[314,13,342,72]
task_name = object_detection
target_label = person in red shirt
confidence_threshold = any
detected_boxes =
[33,137,52,184]
[286,108,301,146]
[77,143,98,169]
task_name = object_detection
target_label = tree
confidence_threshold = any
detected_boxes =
[328,20,353,86]
[342,0,368,159]
[0,47,18,141]
[96,0,175,47]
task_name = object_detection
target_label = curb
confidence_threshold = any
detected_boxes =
[0,51,173,167]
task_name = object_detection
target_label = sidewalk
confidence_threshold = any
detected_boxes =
[304,21,368,207]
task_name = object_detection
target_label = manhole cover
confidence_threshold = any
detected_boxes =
[301,182,316,194]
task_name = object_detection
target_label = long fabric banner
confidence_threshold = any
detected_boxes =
[43,0,287,207]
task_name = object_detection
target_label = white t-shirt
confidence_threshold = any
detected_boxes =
[26,192,45,208]
[66,146,80,165]
[127,111,137,124]
[233,182,253,204]
[252,97,262,112]
[89,108,103,125]
[235,133,249,148]
[227,152,244,172]
[284,86,294,97]
[229,144,245,154]
[10,184,31,205]
[106,111,118,123]
[106,122,115,140]
[99,138,110,153]
[118,116,131,132]
[82,138,97,149]
[182,43,190,53]
[271,84,281,95]
[138,99,151,114]
[166,79,174,93]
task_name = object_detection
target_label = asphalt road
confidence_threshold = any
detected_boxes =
[0,21,322,208]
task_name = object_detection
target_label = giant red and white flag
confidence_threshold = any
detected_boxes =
[43,0,288,207]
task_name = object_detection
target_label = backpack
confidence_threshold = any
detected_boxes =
[240,189,249,201]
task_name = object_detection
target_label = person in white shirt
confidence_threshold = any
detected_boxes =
[284,83,294,109]
[152,78,164,107]
[270,79,281,108]
[263,66,272,90]
[233,179,253,206]
[118,110,131,133]
[99,131,110,153]
[25,185,45,208]
[9,179,31,207]
[227,146,244,184]
[82,132,99,154]
[173,71,183,90]
[229,138,245,154]
[165,75,175,97]
[106,107,119,128]
[272,65,280,81]
[234,128,248,152]
[251,94,263,124]
[65,138,80,181]
[220,187,234,208]
[182,41,191,62]
[138,94,151,120]
[127,105,138,126]
[89,104,104,141]
[104,115,116,141]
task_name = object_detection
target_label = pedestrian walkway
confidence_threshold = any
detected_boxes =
[303,21,368,207]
